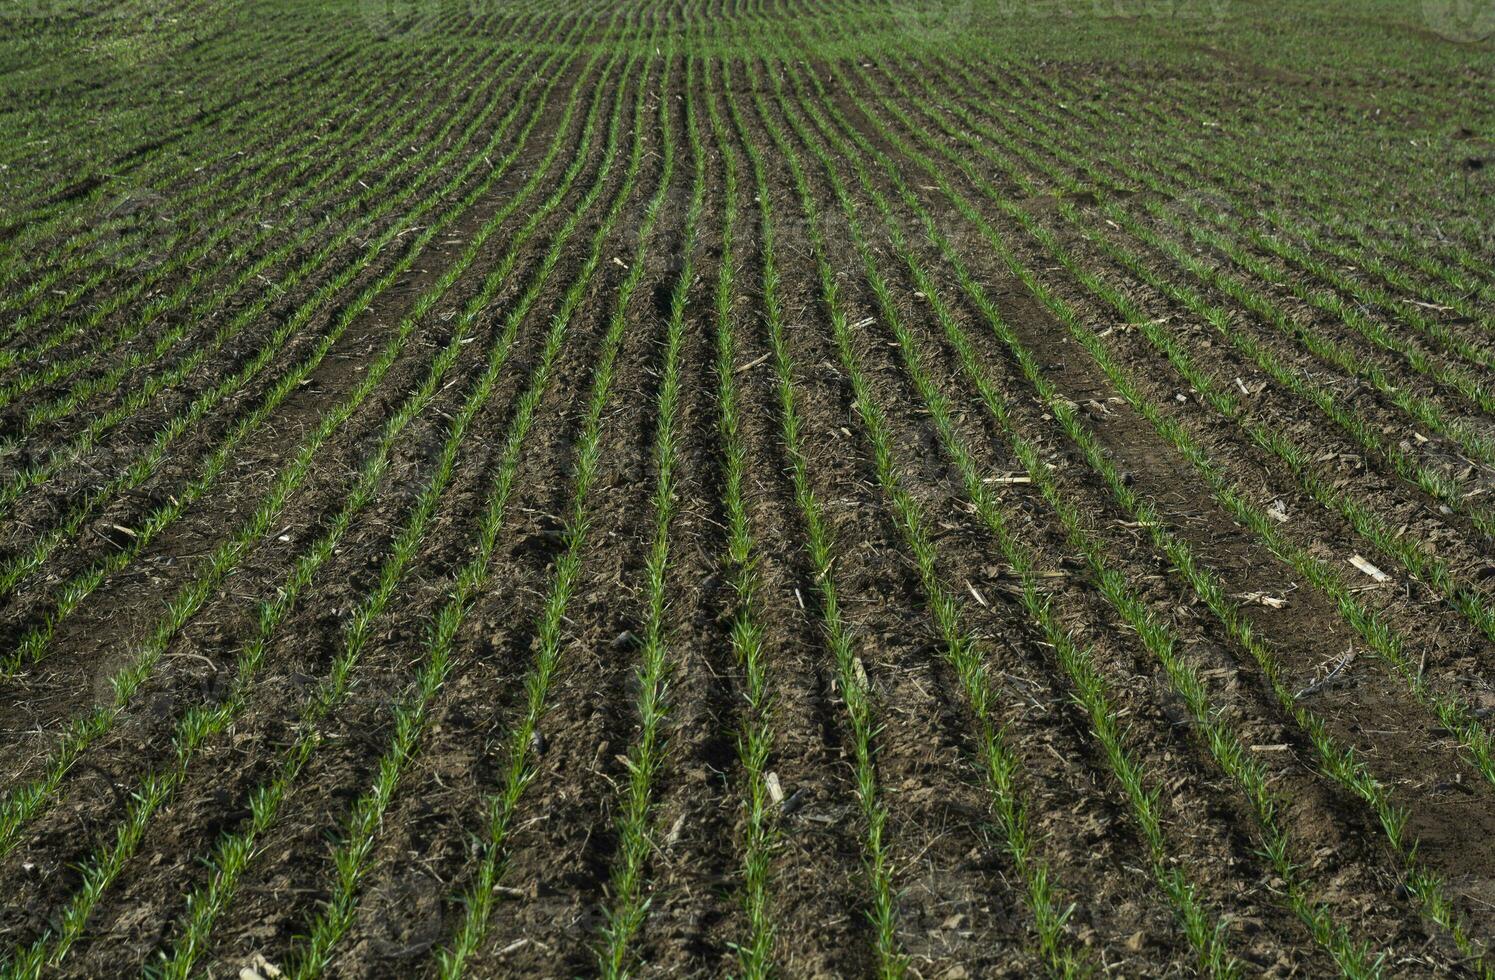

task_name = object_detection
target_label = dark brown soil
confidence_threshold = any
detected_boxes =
[5,3,1495,977]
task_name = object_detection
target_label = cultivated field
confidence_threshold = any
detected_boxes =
[1,0,1493,975]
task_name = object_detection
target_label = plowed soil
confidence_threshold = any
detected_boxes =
[2,0,1494,977]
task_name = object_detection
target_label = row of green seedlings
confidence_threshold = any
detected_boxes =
[0,41,532,435]
[804,42,1379,968]
[1050,84,1495,441]
[0,36,613,870]
[1,41,530,431]
[1267,205,1495,328]
[589,0,776,54]
[280,45,657,980]
[701,57,775,979]
[0,34,265,178]
[725,55,903,980]
[1097,73,1495,311]
[953,58,1495,544]
[915,56,1495,533]
[0,31,635,980]
[1087,72,1495,359]
[0,0,574,279]
[694,17,855,974]
[149,36,652,979]
[0,35,594,662]
[807,48,1491,972]
[0,18,597,550]
[775,39,1285,966]
[1245,202,1495,336]
[0,0,595,332]
[0,35,525,409]
[764,56,1245,977]
[1109,194,1495,498]
[921,61,1495,584]
[993,66,1495,405]
[795,45,1489,972]
[1078,70,1495,332]
[689,0,864,49]
[1143,67,1495,273]
[0,0,513,213]
[0,27,577,521]
[0,62,401,376]
[0,39,453,361]
[0,0,312,157]
[0,0,599,328]
[0,3,241,103]
[0,0,564,309]
[597,50,703,980]
[857,53,1495,742]
[913,56,1495,748]
[0,18,350,283]
[434,50,687,980]
[0,15,423,297]
[874,26,1495,747]
[0,42,391,337]
[755,53,1151,975]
